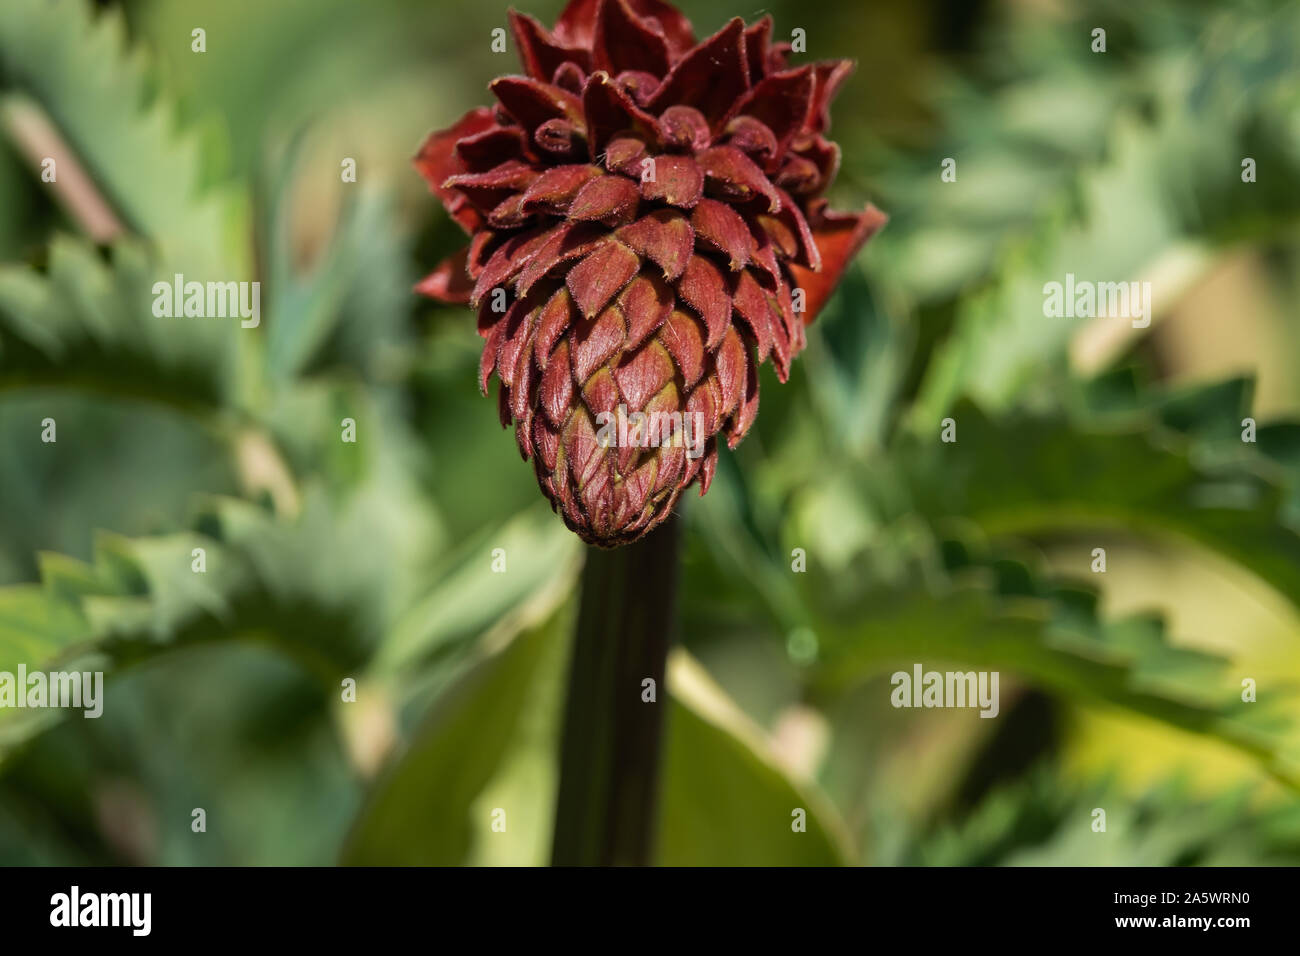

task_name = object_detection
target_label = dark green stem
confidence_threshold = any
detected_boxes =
[551,513,680,866]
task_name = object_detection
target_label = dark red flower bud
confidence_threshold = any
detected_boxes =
[416,0,886,546]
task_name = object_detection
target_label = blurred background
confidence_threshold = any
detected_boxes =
[1,0,1299,865]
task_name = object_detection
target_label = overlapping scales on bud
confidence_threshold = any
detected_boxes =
[416,0,885,546]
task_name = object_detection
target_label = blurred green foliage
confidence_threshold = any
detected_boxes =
[0,0,1298,865]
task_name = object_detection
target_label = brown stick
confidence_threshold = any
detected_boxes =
[2,96,124,242]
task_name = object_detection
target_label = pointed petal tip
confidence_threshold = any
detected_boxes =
[785,200,888,322]
[415,249,474,304]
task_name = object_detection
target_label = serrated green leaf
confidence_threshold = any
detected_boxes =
[0,237,239,412]
[907,6,1300,420]
[0,0,249,275]
[908,768,1300,866]
[900,401,1300,619]
[0,495,393,758]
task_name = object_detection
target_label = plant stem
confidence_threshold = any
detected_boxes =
[551,512,680,866]
[1,97,125,242]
